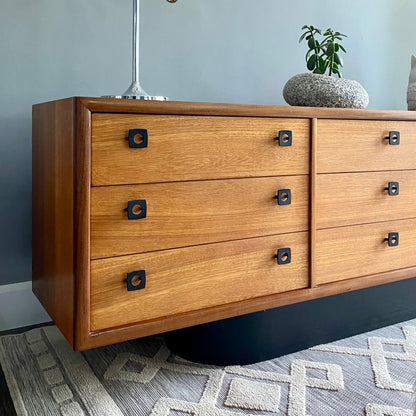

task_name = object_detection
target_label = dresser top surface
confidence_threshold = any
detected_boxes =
[33,96,416,121]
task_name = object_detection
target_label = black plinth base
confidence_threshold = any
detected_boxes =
[165,277,416,366]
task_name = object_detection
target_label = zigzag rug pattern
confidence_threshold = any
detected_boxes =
[0,319,415,415]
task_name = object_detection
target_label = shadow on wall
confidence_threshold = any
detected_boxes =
[0,115,32,286]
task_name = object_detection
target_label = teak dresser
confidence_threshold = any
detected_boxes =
[32,97,416,351]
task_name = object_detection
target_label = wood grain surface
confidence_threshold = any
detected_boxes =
[91,176,309,259]
[78,97,416,121]
[90,232,309,331]
[81,267,416,350]
[91,114,310,185]
[317,170,416,229]
[32,98,75,346]
[310,118,318,288]
[73,103,92,350]
[316,218,416,284]
[317,120,416,173]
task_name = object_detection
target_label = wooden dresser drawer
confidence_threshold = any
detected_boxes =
[90,232,309,331]
[316,218,416,284]
[91,114,310,185]
[317,120,416,173]
[317,171,416,229]
[91,176,309,259]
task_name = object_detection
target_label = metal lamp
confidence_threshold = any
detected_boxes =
[105,0,178,100]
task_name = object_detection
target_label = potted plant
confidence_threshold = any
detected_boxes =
[283,25,369,108]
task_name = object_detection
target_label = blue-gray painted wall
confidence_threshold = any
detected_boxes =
[0,0,415,286]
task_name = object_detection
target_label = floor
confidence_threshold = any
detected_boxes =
[0,321,53,416]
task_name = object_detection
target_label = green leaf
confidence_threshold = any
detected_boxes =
[322,36,333,44]
[326,42,335,56]
[299,32,307,43]
[313,67,323,74]
[308,37,316,49]
[318,56,327,73]
[307,54,317,70]
[338,44,346,53]
[335,43,339,52]
[334,53,343,66]
[301,25,309,30]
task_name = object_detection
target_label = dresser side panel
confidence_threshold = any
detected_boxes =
[32,98,75,347]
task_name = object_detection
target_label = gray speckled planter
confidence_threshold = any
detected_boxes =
[283,73,369,108]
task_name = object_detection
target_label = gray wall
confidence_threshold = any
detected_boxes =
[1,0,415,286]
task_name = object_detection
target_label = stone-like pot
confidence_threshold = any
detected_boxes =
[283,73,369,108]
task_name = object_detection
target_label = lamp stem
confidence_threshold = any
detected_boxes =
[132,0,140,85]
[103,0,169,100]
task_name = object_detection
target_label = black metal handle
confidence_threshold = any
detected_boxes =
[385,131,400,145]
[385,232,399,247]
[276,130,292,146]
[275,248,291,265]
[127,199,147,220]
[127,129,148,148]
[384,182,399,196]
[274,189,292,205]
[126,270,146,291]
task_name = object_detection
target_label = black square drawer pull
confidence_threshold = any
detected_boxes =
[126,270,146,291]
[127,200,147,220]
[128,129,148,148]
[276,130,292,146]
[384,182,399,196]
[275,248,291,265]
[385,232,399,247]
[275,189,291,205]
[386,131,400,145]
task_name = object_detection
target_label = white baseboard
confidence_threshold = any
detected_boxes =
[0,281,51,331]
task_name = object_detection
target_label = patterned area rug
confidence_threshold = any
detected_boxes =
[0,319,415,416]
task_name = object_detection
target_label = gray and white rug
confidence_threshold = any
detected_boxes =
[1,318,416,416]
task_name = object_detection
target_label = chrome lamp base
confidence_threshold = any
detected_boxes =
[103,95,168,100]
[104,95,168,100]
[103,82,168,101]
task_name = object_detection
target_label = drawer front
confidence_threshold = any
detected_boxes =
[91,114,310,185]
[317,120,416,173]
[317,171,416,229]
[91,176,309,259]
[316,218,416,284]
[90,232,309,331]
